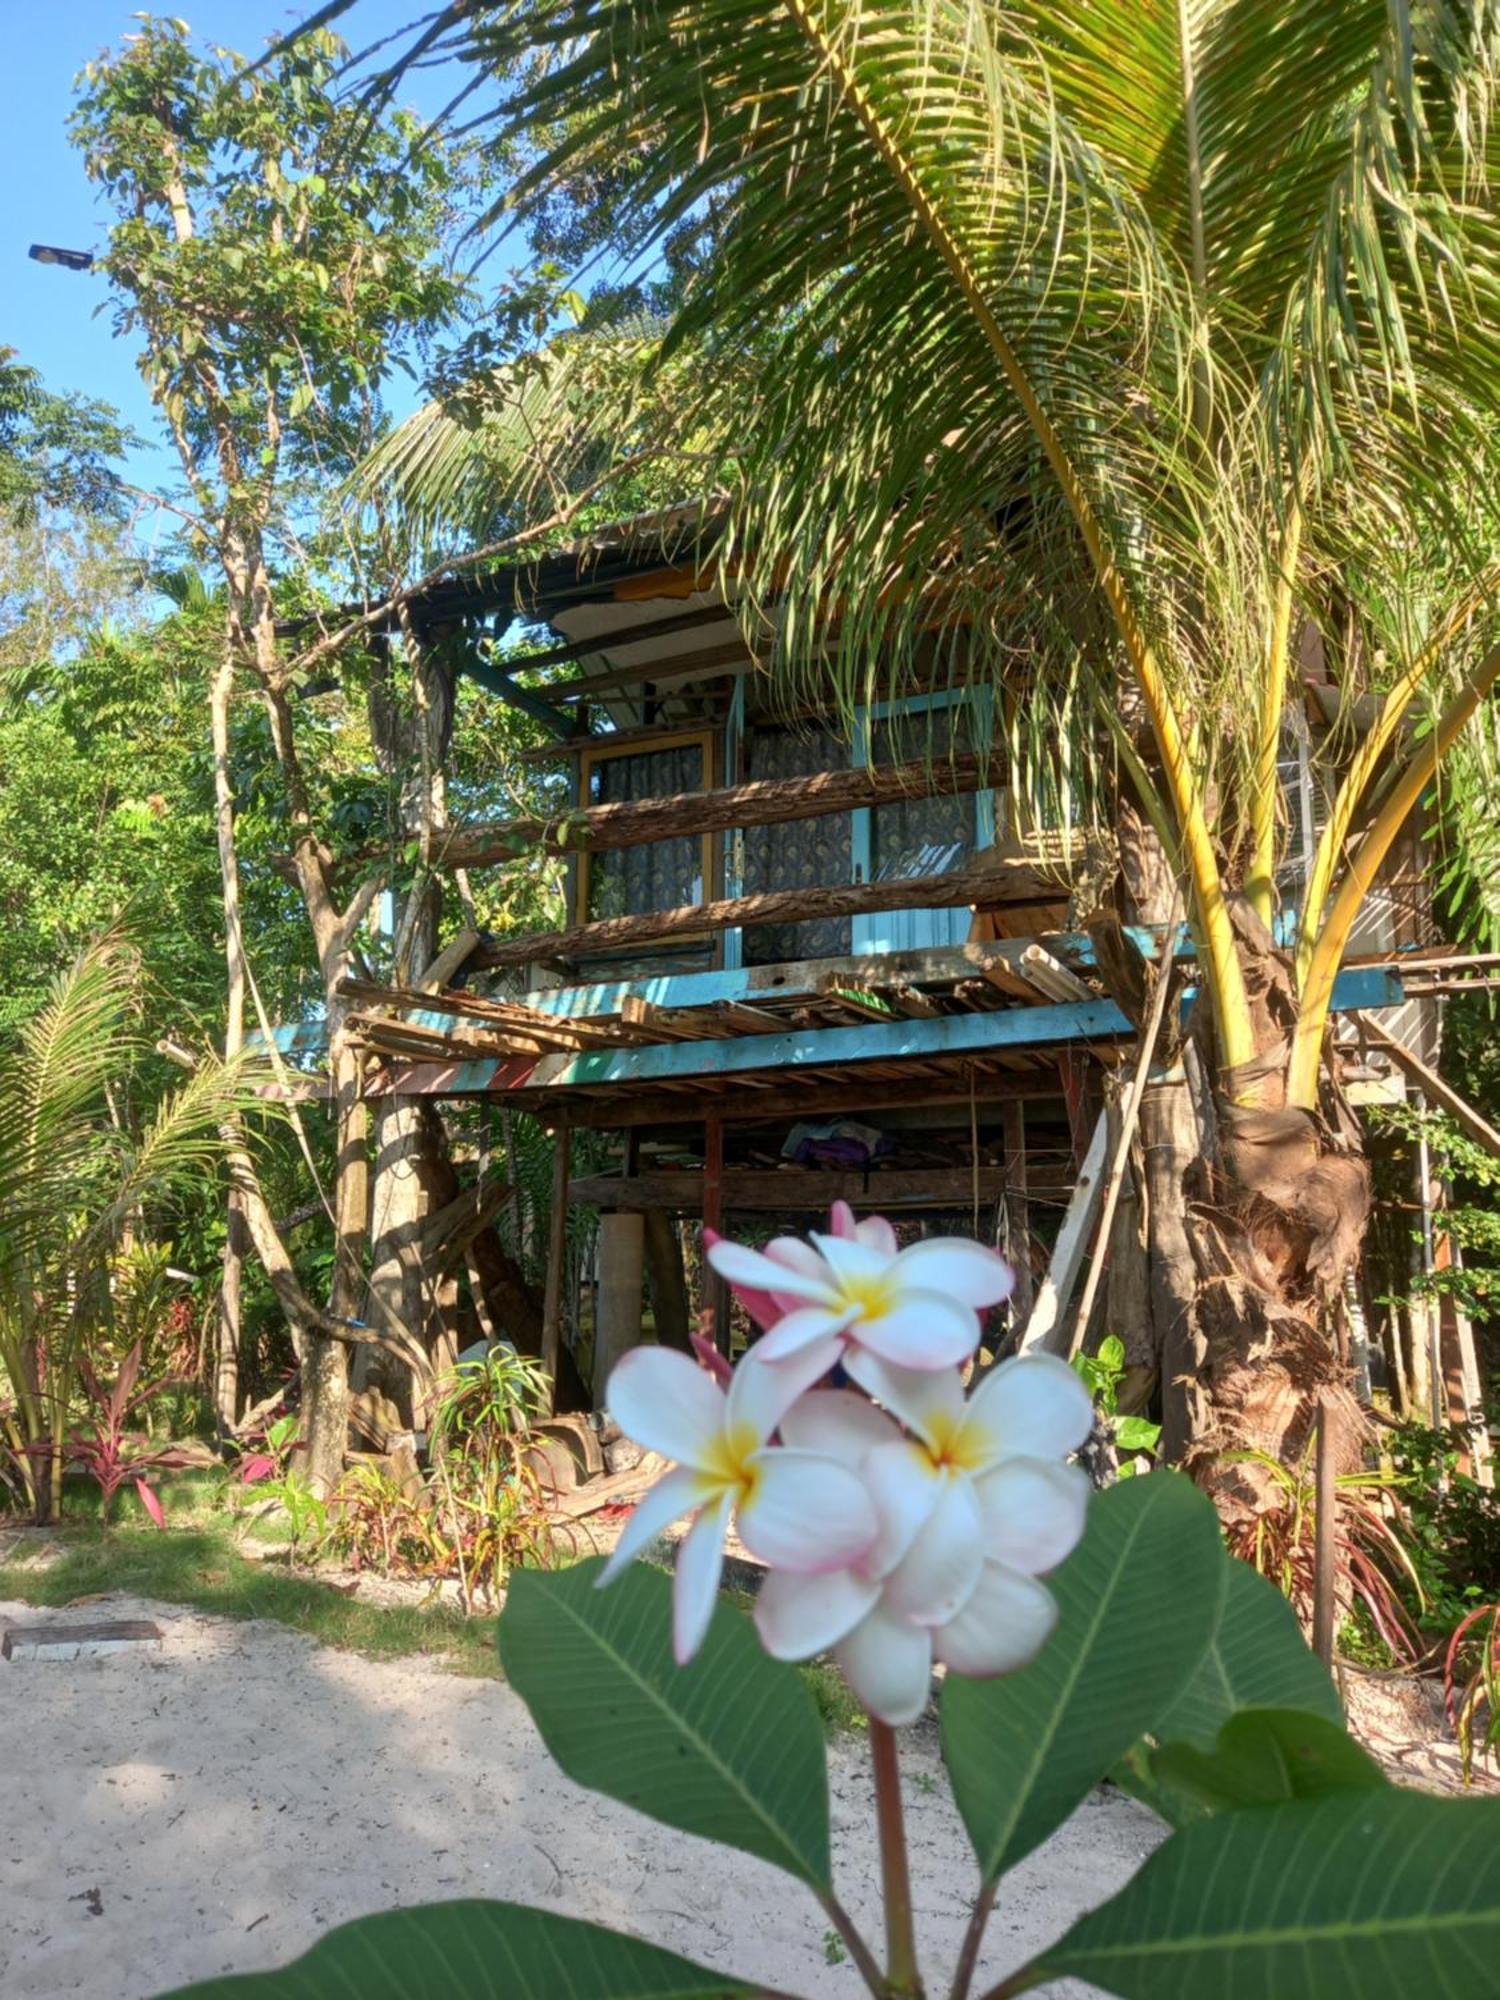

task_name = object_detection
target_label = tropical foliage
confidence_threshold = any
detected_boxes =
[0,940,265,1521]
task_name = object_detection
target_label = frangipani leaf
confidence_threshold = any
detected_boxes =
[1149,1552,1342,1752]
[158,1901,756,1998]
[1034,1791,1500,2000]
[1144,1706,1385,1823]
[499,1559,830,1889]
[941,1472,1223,1884]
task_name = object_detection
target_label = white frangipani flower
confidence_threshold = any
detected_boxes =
[754,1357,1095,1725]
[705,1226,1012,1372]
[599,1347,879,1664]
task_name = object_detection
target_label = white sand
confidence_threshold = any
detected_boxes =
[0,1593,1162,1999]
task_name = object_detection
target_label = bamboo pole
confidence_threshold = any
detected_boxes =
[1067,897,1183,1359]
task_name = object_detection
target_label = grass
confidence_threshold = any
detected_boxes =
[0,1508,864,1730]
[0,1518,503,1678]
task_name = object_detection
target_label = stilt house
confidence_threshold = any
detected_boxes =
[317,503,1460,1417]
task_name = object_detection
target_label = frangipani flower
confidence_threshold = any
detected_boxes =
[705,1214,1012,1372]
[599,1346,879,1664]
[754,1358,1094,1725]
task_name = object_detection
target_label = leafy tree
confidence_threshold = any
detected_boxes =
[352,0,1500,1499]
[71,16,482,1479]
[0,348,132,523]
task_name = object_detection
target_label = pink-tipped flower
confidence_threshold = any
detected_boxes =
[752,1355,1094,1726]
[706,1213,1011,1372]
[599,1346,879,1664]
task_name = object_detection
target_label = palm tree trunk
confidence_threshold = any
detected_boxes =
[1100,815,1370,1515]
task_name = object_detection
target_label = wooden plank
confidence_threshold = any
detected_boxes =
[593,1213,645,1408]
[540,1122,572,1412]
[471,856,1064,971]
[548,635,755,703]
[536,1071,1061,1128]
[1355,1013,1500,1162]
[429,752,996,867]
[4,1620,162,1661]
[417,927,482,993]
[1016,1114,1108,1356]
[1001,1100,1034,1330]
[570,1167,1012,1210]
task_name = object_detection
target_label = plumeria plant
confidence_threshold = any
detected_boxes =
[168,1210,1500,2000]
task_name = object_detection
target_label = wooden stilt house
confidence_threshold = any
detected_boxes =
[327,503,1429,1410]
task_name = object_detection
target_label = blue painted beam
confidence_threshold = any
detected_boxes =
[459,653,574,737]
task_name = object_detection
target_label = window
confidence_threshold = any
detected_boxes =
[577,732,714,924]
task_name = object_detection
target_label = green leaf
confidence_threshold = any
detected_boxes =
[1151,1554,1342,1752]
[1148,1707,1386,1817]
[499,1559,830,1889]
[941,1473,1224,1885]
[157,1901,755,1998]
[1032,1791,1500,2000]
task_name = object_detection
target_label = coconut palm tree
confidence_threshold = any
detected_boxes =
[0,940,265,1522]
[355,0,1500,1502]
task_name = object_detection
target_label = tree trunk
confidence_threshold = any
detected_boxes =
[210,653,246,1429]
[1096,812,1371,1519]
[303,1034,367,1493]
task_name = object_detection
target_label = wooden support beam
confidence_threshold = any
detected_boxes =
[704,1113,728,1353]
[430,752,997,869]
[1017,1114,1108,1356]
[491,604,739,679]
[571,1167,1014,1211]
[1001,1100,1034,1331]
[1354,1013,1500,1162]
[550,635,755,704]
[593,1212,645,1409]
[540,1122,572,1413]
[471,854,1062,971]
[543,1070,1061,1129]
[644,1211,693,1352]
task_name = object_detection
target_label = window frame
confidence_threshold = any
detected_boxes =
[574,727,718,929]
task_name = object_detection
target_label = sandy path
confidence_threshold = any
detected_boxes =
[0,1595,1161,1999]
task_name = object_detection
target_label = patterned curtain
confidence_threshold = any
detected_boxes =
[586,741,705,919]
[868,708,975,881]
[741,723,853,963]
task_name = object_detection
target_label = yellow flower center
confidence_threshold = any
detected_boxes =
[920,1410,990,1475]
[834,1272,895,1321]
[701,1420,763,1507]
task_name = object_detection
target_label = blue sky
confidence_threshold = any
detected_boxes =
[7,5,461,512]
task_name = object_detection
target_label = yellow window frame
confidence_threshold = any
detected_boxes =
[575,729,717,928]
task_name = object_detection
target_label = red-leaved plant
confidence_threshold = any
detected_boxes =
[70,1341,199,1527]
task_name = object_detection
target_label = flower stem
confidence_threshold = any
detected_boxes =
[817,1892,886,1998]
[870,1718,924,1997]
[948,1879,997,2000]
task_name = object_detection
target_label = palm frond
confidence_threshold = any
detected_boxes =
[0,940,137,1235]
[355,320,723,556]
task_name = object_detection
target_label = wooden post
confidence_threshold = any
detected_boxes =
[540,1120,572,1415]
[1000,1101,1033,1334]
[1312,1394,1337,1666]
[703,1113,729,1354]
[1018,1115,1107,1355]
[644,1210,693,1351]
[593,1212,645,1409]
